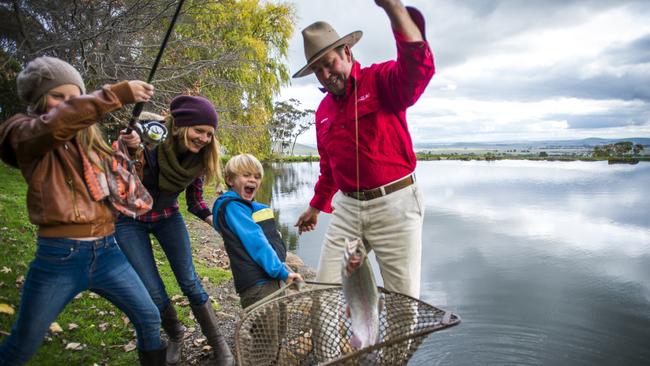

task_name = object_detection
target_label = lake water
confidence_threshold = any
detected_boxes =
[256,160,650,366]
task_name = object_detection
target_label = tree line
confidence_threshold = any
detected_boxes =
[593,141,645,157]
[0,0,314,159]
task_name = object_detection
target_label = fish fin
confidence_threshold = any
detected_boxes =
[442,311,452,324]
[350,333,362,349]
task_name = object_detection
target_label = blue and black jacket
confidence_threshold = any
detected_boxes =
[212,191,288,294]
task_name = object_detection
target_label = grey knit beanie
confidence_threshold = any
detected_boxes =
[16,56,86,104]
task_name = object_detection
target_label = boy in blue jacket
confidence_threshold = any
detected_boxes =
[213,154,303,309]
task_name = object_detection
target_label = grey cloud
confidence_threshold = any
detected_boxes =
[550,109,650,129]
[431,28,650,103]
[442,65,650,102]
[428,0,641,68]
[605,33,650,66]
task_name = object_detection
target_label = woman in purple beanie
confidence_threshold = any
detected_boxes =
[114,95,234,365]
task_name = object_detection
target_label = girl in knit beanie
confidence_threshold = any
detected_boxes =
[115,95,235,366]
[0,56,167,365]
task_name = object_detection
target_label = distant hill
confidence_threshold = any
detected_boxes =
[291,143,318,156]
[273,142,318,156]
[414,137,650,150]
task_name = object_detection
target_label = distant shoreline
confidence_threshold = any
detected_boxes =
[269,154,650,163]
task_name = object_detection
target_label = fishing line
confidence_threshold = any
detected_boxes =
[353,53,362,238]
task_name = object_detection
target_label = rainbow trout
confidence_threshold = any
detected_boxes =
[341,238,380,349]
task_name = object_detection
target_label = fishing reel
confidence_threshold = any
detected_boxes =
[133,119,168,147]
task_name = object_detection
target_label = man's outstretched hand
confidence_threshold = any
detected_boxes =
[294,206,320,235]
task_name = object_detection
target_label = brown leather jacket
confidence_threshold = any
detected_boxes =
[0,81,135,237]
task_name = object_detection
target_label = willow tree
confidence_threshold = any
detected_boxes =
[170,0,295,158]
[0,0,296,157]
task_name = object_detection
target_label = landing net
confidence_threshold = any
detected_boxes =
[235,282,460,365]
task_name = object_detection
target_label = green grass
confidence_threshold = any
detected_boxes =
[0,162,231,365]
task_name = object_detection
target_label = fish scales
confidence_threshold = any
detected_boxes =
[341,238,380,349]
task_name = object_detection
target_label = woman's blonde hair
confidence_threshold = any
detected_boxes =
[224,154,264,187]
[31,94,113,166]
[167,115,221,184]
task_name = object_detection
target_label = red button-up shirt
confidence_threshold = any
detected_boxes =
[309,30,435,213]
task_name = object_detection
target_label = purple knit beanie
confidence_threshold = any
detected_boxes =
[169,95,218,129]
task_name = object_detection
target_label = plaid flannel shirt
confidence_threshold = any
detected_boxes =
[135,176,211,222]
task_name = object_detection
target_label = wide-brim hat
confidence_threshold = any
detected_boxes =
[292,21,362,78]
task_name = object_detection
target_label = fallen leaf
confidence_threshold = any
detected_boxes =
[65,342,83,350]
[124,339,137,352]
[73,293,83,300]
[0,267,11,274]
[0,303,15,315]
[98,322,109,332]
[68,323,79,330]
[49,322,63,333]
[88,292,100,299]
[193,338,206,347]
[202,345,212,353]
[122,316,130,326]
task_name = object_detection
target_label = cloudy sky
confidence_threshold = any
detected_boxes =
[278,0,650,144]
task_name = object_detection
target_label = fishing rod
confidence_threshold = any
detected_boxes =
[126,0,186,145]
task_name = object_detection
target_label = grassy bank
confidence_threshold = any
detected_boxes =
[0,162,231,365]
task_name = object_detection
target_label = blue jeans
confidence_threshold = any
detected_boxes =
[0,236,162,366]
[115,212,209,312]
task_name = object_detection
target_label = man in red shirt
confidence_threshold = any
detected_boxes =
[294,0,434,298]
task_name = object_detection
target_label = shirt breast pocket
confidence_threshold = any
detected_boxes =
[346,96,382,146]
[317,117,335,149]
[351,96,380,121]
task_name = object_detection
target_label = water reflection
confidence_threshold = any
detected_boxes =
[265,160,650,365]
[259,162,320,251]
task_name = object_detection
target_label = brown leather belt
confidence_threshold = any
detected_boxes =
[343,174,415,201]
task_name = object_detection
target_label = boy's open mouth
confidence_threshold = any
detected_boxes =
[244,186,256,195]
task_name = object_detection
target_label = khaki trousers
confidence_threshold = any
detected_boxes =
[315,180,424,298]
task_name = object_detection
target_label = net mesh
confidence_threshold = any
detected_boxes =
[235,283,460,365]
